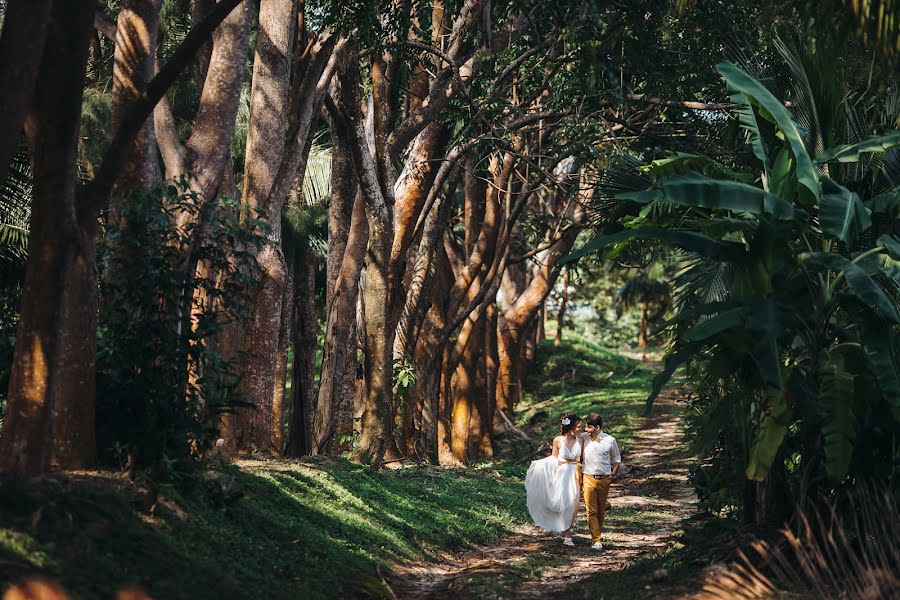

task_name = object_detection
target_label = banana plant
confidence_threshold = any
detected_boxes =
[567,51,900,488]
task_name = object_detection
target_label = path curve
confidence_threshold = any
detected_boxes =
[390,389,695,599]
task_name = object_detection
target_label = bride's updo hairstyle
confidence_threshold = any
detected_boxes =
[559,413,580,435]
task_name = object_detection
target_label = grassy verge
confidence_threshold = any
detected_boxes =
[0,458,529,599]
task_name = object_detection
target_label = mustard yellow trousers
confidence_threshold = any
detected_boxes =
[582,474,612,543]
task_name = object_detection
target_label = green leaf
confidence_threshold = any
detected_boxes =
[718,61,821,203]
[683,306,748,341]
[639,152,755,183]
[799,251,900,323]
[819,180,871,247]
[878,234,900,259]
[563,227,745,265]
[816,131,900,163]
[617,174,795,220]
[858,314,900,420]
[745,388,793,481]
[817,346,859,481]
[733,93,770,167]
[866,191,900,217]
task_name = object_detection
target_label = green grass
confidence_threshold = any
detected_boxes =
[519,335,656,453]
[0,459,530,599]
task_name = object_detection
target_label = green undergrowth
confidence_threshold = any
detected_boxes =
[0,458,528,599]
[518,335,656,453]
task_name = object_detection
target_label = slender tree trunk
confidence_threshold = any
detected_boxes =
[311,192,368,455]
[311,106,365,456]
[271,256,295,454]
[0,0,98,476]
[638,302,649,357]
[0,0,53,184]
[407,248,453,461]
[483,302,499,456]
[555,266,568,346]
[285,247,318,456]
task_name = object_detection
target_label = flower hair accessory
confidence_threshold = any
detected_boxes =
[561,417,571,426]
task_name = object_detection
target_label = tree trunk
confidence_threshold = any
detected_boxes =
[311,105,365,456]
[271,254,295,454]
[482,302,499,456]
[311,192,367,455]
[407,248,453,461]
[638,302,649,357]
[285,247,318,456]
[110,0,162,189]
[0,0,98,476]
[0,0,53,184]
[554,266,568,346]
[228,0,295,454]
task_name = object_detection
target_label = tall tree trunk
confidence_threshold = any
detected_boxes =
[285,247,318,456]
[482,302,499,456]
[555,266,569,346]
[271,255,295,454]
[229,0,295,454]
[0,0,98,476]
[407,248,453,461]
[311,106,365,456]
[110,0,162,189]
[311,192,367,455]
[0,0,53,184]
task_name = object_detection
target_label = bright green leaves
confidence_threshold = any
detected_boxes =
[816,131,900,163]
[718,61,821,204]
[745,388,793,481]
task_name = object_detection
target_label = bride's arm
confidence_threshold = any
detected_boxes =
[551,436,560,458]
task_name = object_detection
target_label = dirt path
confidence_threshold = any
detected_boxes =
[389,389,695,599]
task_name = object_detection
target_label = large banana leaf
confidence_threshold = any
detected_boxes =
[733,93,770,168]
[858,314,900,420]
[683,306,748,341]
[819,180,872,247]
[878,234,900,259]
[745,388,793,481]
[639,152,755,183]
[799,251,900,323]
[816,131,900,163]
[616,174,795,220]
[718,61,821,204]
[563,227,745,265]
[817,346,859,481]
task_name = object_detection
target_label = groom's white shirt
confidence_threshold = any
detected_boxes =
[581,432,621,476]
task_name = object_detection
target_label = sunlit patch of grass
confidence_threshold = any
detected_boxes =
[518,334,656,451]
[0,459,532,599]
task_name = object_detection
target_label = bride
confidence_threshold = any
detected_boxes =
[524,413,583,546]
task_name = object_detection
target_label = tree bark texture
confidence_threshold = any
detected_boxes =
[0,0,53,185]
[228,0,295,454]
[0,0,99,476]
[285,247,319,457]
[312,177,367,455]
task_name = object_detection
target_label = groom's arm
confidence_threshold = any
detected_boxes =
[610,440,622,478]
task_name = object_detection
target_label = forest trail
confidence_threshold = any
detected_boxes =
[389,386,696,599]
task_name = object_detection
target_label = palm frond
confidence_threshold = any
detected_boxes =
[671,253,733,312]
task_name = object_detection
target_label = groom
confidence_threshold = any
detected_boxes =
[581,412,621,551]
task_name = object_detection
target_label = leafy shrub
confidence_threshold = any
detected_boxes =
[96,179,263,483]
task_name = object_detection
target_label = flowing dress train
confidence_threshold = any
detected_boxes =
[524,436,581,532]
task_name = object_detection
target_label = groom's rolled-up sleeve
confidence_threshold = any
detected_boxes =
[611,440,621,464]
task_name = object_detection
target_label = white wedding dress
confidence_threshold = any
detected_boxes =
[524,436,582,532]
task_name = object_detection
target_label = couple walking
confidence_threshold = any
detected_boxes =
[524,412,621,549]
